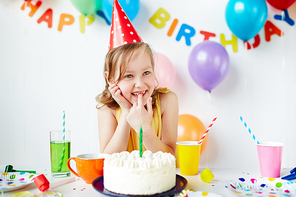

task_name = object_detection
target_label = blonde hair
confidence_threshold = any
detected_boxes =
[96,42,158,109]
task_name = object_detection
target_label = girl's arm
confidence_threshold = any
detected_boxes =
[142,91,178,155]
[98,106,131,154]
[98,80,134,154]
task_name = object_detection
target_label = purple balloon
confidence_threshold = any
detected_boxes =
[188,41,229,92]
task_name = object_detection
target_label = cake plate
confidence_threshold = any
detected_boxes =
[92,174,188,197]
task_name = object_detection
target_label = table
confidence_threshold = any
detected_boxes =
[1,167,293,197]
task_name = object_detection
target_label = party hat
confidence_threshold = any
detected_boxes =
[108,0,143,50]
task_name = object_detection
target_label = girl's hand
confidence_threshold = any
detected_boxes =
[108,81,132,111]
[126,94,153,133]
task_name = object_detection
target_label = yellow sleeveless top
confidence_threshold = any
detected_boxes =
[116,88,170,152]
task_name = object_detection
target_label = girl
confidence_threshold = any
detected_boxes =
[96,42,179,155]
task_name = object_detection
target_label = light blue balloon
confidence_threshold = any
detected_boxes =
[225,0,268,41]
[101,0,140,25]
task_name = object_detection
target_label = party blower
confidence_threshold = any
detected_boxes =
[10,174,76,197]
[281,167,296,180]
[5,165,36,174]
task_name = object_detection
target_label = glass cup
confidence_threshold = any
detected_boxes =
[50,130,71,177]
[257,142,283,178]
[176,141,201,176]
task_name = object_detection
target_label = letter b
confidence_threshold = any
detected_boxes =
[149,8,170,29]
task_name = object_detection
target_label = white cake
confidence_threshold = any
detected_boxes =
[103,150,176,195]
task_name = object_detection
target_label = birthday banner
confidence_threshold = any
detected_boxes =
[20,0,294,52]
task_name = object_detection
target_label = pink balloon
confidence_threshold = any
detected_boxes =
[153,53,176,89]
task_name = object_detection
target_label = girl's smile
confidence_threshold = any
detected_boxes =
[131,90,147,97]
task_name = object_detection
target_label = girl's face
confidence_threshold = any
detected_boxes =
[115,49,156,105]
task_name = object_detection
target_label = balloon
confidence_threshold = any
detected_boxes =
[154,53,176,89]
[70,0,102,16]
[225,0,268,41]
[266,0,296,10]
[178,114,207,154]
[188,41,229,92]
[101,0,140,25]
[96,10,110,25]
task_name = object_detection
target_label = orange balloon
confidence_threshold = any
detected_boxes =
[178,114,207,154]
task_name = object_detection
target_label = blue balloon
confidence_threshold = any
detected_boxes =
[101,0,140,25]
[225,0,268,41]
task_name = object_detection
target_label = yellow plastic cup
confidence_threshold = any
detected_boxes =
[176,141,201,176]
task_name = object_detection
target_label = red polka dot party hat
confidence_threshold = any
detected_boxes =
[108,0,143,50]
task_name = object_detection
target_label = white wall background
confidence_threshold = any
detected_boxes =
[1,0,296,171]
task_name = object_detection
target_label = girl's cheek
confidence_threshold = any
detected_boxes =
[118,83,130,95]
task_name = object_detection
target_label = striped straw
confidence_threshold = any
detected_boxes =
[57,111,66,172]
[240,116,260,144]
[198,117,217,144]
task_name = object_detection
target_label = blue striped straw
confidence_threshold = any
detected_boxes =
[240,116,260,144]
[62,111,65,141]
[57,111,66,172]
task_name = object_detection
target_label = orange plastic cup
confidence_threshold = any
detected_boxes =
[67,153,108,184]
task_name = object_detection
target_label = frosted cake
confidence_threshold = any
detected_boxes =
[103,150,176,195]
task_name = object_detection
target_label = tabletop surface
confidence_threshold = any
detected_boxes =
[1,166,294,197]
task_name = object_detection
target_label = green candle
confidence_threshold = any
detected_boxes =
[139,125,143,158]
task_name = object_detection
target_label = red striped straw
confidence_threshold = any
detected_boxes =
[198,117,217,144]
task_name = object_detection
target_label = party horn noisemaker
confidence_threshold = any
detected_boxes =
[198,117,217,144]
[11,175,75,197]
[5,165,36,174]
[239,116,260,144]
